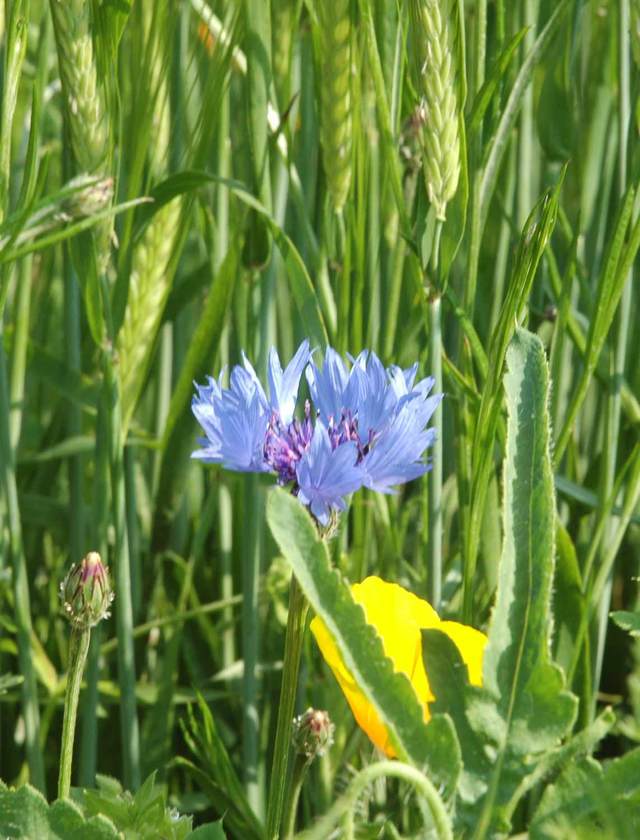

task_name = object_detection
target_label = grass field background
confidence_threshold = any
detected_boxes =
[1,0,640,837]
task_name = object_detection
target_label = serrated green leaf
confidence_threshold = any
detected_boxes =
[266,488,460,791]
[531,748,640,840]
[485,329,577,738]
[80,773,192,839]
[0,785,119,839]
[187,819,227,839]
[469,329,577,836]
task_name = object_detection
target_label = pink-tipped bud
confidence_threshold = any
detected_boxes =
[59,552,114,630]
[292,708,334,760]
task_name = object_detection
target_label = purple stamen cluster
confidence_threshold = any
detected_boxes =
[327,410,362,454]
[264,401,314,484]
[191,341,442,526]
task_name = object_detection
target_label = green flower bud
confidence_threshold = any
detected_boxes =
[59,552,114,630]
[292,708,334,760]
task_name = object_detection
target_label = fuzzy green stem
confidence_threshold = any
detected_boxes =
[265,575,309,839]
[296,760,453,840]
[58,627,91,799]
[282,752,311,838]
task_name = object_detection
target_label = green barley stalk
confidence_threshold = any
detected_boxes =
[631,0,640,68]
[317,0,353,213]
[408,0,461,221]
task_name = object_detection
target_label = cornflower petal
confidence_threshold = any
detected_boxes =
[191,364,270,472]
[267,339,311,424]
[240,352,269,408]
[344,351,396,442]
[296,422,364,525]
[305,347,350,423]
[362,408,437,493]
[388,363,421,398]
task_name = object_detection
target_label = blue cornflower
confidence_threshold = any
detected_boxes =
[192,342,442,526]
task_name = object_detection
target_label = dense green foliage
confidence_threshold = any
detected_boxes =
[1,0,640,837]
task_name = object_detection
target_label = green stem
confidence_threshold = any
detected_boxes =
[428,221,443,611]
[296,760,453,840]
[243,473,264,816]
[265,575,309,839]
[218,480,236,670]
[103,349,141,790]
[0,332,45,791]
[282,752,311,838]
[591,0,633,718]
[79,391,109,786]
[58,627,91,799]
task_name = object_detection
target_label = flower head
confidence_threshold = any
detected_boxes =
[292,708,335,759]
[192,343,442,525]
[310,576,487,756]
[60,552,114,630]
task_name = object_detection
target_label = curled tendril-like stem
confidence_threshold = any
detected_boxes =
[295,760,453,840]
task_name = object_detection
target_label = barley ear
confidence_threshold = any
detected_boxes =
[317,0,353,213]
[408,0,461,222]
[117,6,181,432]
[49,0,109,175]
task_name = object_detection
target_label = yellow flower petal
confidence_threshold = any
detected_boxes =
[311,576,440,755]
[438,621,488,686]
[311,576,488,757]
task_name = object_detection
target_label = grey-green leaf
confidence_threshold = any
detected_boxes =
[468,329,577,835]
[266,488,460,793]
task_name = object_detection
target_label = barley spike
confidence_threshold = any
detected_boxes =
[318,0,353,212]
[408,0,461,221]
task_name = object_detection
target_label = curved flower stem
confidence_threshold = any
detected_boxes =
[265,575,309,839]
[282,752,310,838]
[296,760,453,840]
[58,627,91,799]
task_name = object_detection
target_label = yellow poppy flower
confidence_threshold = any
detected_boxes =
[310,576,487,756]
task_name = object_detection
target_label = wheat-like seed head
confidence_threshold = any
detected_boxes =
[117,4,183,430]
[118,196,182,429]
[409,0,461,222]
[49,0,109,174]
[318,0,353,212]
